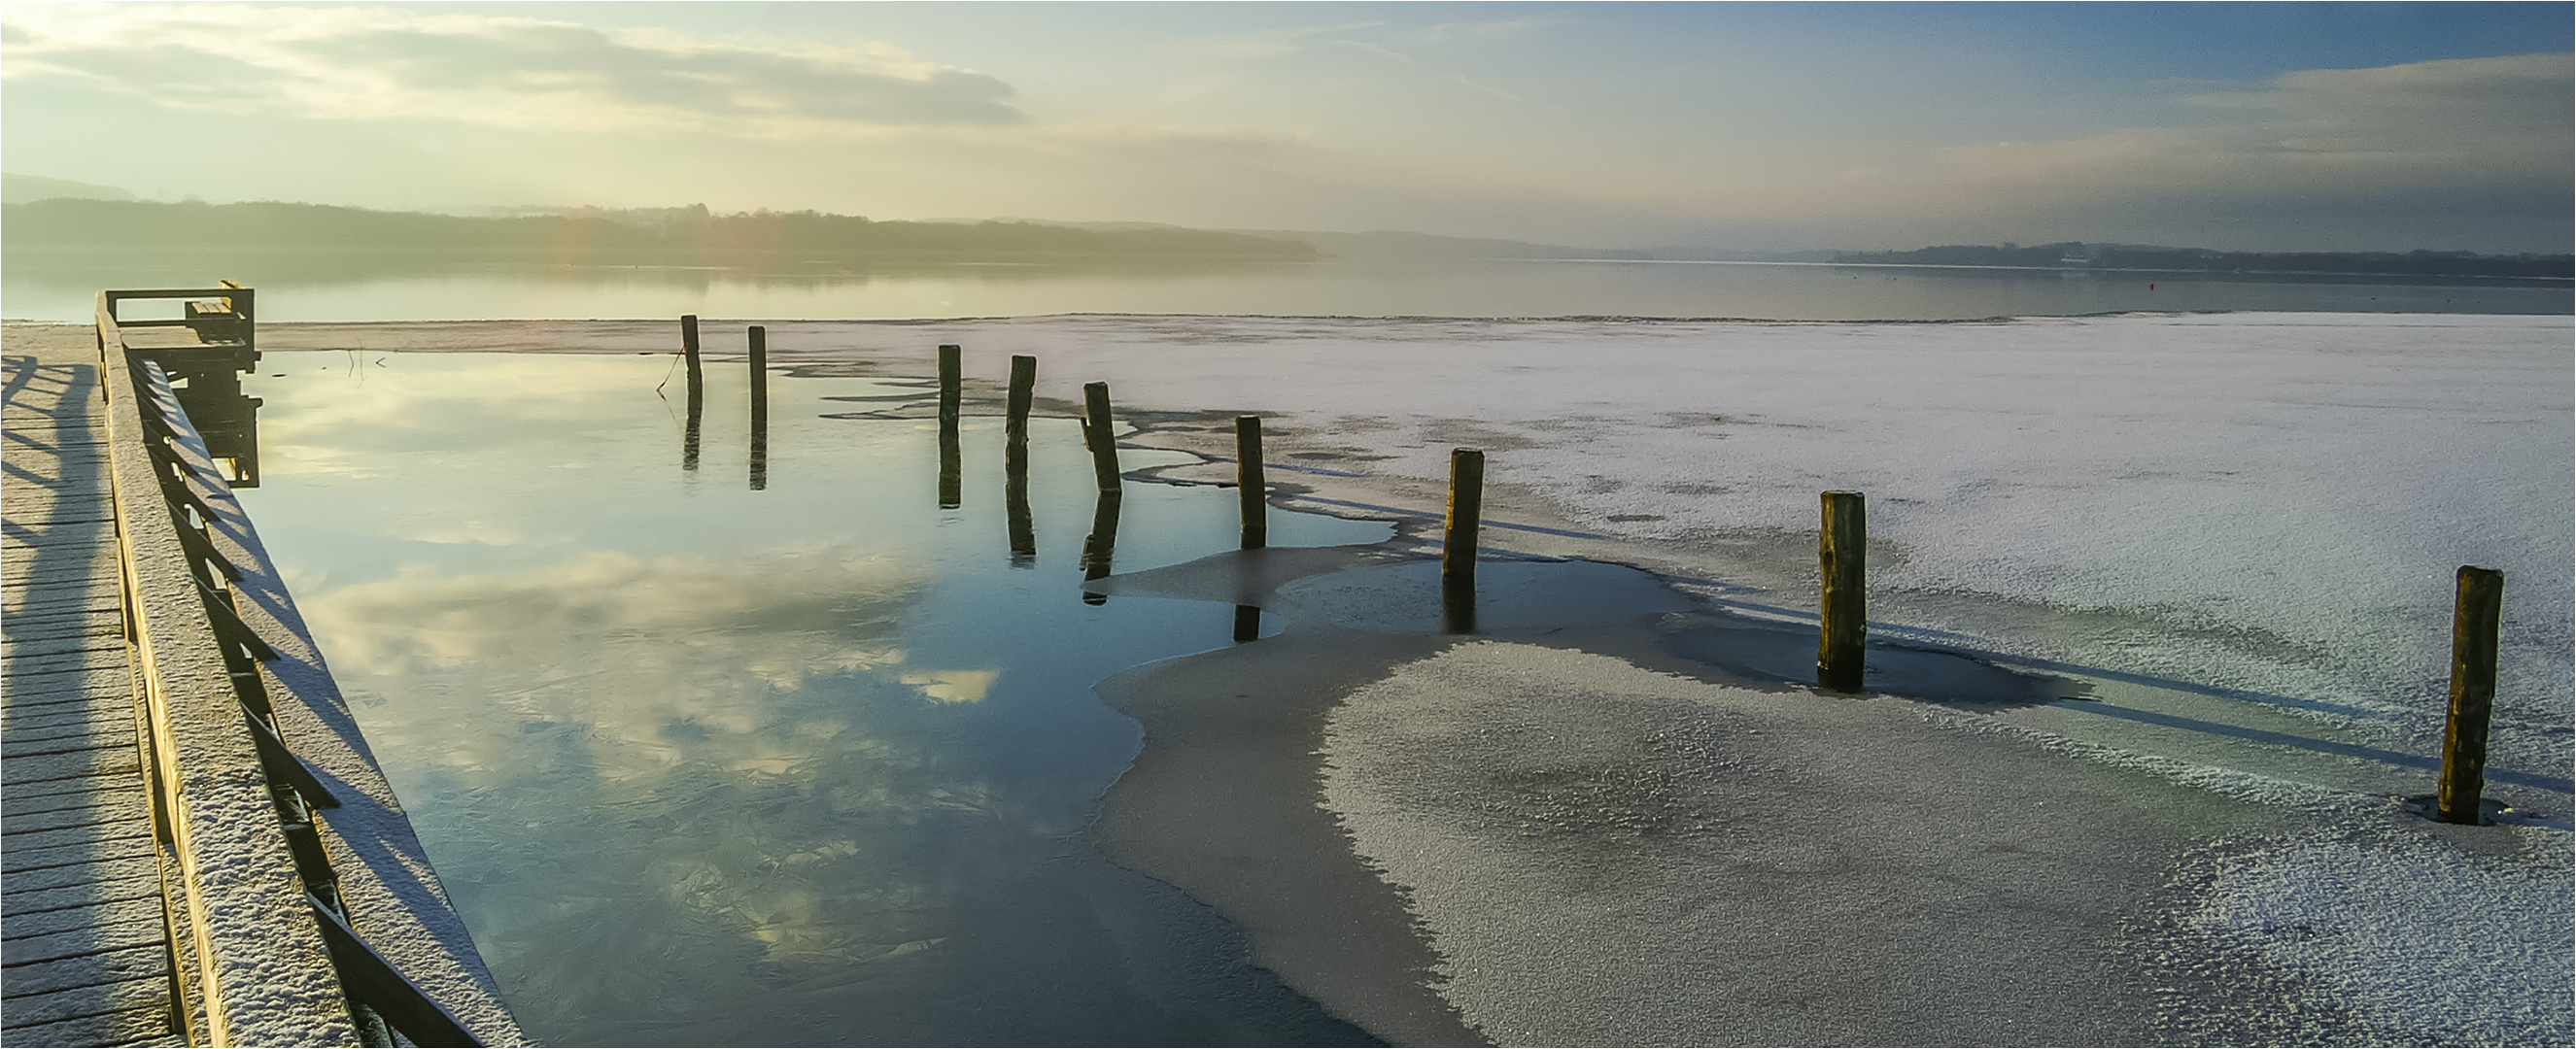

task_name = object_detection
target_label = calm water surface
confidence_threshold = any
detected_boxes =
[11,253,2567,321]
[237,351,1388,1045]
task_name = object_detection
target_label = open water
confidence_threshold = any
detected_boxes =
[235,351,1391,1045]
[8,252,2568,322]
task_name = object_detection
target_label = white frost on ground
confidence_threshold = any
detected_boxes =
[1322,640,2576,1046]
[2194,832,2576,1044]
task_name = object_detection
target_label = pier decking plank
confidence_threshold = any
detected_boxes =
[3,338,181,1046]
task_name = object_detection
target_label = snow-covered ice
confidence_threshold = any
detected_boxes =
[739,311,2568,741]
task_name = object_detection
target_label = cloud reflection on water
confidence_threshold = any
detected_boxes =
[307,542,1027,1016]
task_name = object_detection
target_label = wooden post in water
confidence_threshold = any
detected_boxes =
[681,315,704,401]
[1082,382,1122,493]
[1006,355,1037,443]
[681,316,704,472]
[1004,356,1037,561]
[1237,416,1267,550]
[1818,491,1867,692]
[2438,565,2504,825]
[1442,449,1484,588]
[748,326,768,417]
[1082,490,1121,605]
[1234,605,1262,643]
[748,325,769,491]
[1442,448,1484,633]
[939,344,963,423]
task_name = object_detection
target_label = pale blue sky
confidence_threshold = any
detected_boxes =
[4,2,2567,251]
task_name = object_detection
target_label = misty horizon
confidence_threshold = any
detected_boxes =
[3,4,2568,256]
[10,181,2573,269]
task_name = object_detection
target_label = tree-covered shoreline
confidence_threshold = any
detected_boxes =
[1831,242,2571,281]
[1,199,1319,265]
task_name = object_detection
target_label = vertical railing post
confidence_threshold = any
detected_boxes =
[1818,491,1867,692]
[2439,565,2504,825]
[1238,416,1267,550]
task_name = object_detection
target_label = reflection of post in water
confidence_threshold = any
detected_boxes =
[172,381,262,488]
[1004,354,1038,564]
[1233,604,1261,643]
[748,325,769,491]
[681,315,704,472]
[938,422,962,509]
[1080,490,1121,605]
[1005,442,1036,566]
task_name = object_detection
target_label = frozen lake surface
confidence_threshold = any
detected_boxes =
[233,309,2572,1044]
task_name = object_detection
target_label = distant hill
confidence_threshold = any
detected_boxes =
[2,173,136,205]
[0,199,1318,265]
[1832,242,2572,281]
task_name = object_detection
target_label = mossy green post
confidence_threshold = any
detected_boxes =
[1818,491,1867,693]
[2439,565,2503,825]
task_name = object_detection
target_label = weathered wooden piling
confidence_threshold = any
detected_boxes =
[1238,416,1267,550]
[1083,382,1122,493]
[1007,355,1038,443]
[748,325,768,419]
[681,314,704,401]
[2439,565,2504,825]
[1818,491,1867,692]
[1234,604,1262,642]
[748,325,768,491]
[1442,448,1484,592]
[1082,491,1121,605]
[681,314,703,472]
[939,343,963,423]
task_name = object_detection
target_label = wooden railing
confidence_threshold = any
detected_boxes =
[96,288,506,1047]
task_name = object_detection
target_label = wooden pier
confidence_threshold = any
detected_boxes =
[3,289,526,1046]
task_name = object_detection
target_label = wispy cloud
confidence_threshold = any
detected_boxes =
[0,4,1023,133]
[1930,53,2571,203]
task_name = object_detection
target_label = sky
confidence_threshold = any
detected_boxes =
[3,2,2569,253]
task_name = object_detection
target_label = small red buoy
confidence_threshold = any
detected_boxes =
[2148,283,2155,290]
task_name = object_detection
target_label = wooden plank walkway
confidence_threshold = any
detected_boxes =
[3,328,188,1046]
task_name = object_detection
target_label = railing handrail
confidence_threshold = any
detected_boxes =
[97,291,356,1046]
[97,285,498,1047]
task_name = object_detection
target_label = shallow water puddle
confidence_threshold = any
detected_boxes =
[239,351,1389,1045]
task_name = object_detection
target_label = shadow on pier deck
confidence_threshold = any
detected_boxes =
[3,288,525,1047]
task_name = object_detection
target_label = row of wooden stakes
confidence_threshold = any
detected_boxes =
[673,316,2510,829]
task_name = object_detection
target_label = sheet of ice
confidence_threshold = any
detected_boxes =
[792,312,2571,745]
[2190,830,2575,1044]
